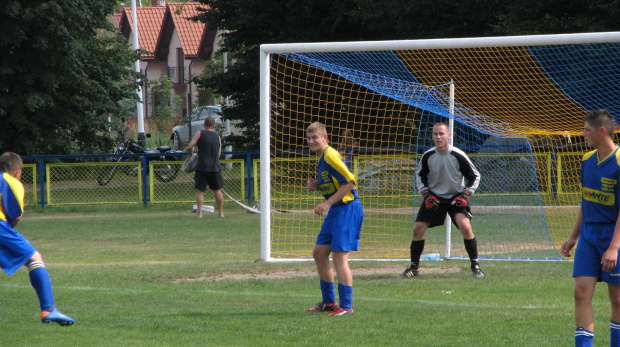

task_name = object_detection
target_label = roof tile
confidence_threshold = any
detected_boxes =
[167,2,205,57]
[124,7,166,59]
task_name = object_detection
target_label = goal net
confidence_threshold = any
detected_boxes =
[259,32,620,262]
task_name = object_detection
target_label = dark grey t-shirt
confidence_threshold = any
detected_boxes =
[196,129,221,172]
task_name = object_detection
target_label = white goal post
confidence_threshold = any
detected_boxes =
[259,31,620,262]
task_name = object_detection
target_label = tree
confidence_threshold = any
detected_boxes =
[0,0,139,155]
[494,0,620,35]
[149,75,183,143]
[192,0,513,150]
[192,0,619,150]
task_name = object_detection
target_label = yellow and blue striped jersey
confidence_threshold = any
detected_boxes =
[0,172,24,223]
[317,146,357,206]
[581,147,620,224]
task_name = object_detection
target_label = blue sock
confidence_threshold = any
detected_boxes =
[28,262,55,312]
[319,280,335,304]
[338,283,353,310]
[611,321,620,346]
[575,327,594,347]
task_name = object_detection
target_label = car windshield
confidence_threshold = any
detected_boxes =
[190,109,201,122]
[189,107,220,122]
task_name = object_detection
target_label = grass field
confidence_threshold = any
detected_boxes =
[0,203,613,346]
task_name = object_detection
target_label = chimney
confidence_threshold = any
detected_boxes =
[152,0,165,6]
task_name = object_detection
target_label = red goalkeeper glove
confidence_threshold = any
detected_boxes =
[451,190,471,208]
[422,190,440,211]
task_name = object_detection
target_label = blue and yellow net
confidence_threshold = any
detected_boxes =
[266,40,620,261]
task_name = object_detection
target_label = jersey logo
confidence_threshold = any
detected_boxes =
[583,188,615,206]
[319,183,336,195]
[601,177,617,193]
[319,171,336,195]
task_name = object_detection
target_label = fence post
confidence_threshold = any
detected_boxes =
[246,151,253,204]
[142,155,149,206]
[38,157,46,207]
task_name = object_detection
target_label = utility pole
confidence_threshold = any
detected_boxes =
[131,0,146,146]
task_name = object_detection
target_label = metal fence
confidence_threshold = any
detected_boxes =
[20,150,582,208]
[22,152,258,207]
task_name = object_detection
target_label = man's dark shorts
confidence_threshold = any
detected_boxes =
[194,170,224,191]
[415,194,472,229]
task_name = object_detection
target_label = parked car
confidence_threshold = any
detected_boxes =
[170,105,222,150]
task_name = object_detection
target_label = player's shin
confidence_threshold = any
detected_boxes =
[320,279,336,304]
[338,283,353,309]
[575,327,594,347]
[611,321,620,346]
[411,239,425,266]
[464,238,479,261]
[28,262,55,312]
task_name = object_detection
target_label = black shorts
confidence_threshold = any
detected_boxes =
[415,194,472,229]
[194,171,224,191]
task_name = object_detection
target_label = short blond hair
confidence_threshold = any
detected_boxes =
[307,122,327,135]
[433,122,450,132]
[0,152,23,175]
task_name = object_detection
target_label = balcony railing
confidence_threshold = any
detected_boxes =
[162,67,186,85]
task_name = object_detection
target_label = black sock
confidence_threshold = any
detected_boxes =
[464,238,478,263]
[410,239,425,266]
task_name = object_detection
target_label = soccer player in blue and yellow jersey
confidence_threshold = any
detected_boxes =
[305,122,364,316]
[0,152,74,326]
[562,109,620,347]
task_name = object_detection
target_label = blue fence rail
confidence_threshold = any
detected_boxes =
[22,151,259,207]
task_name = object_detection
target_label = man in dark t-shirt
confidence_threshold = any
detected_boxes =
[186,117,224,218]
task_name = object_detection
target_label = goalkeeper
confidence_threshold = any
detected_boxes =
[402,122,484,278]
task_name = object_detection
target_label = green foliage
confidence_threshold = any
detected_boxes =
[494,0,620,35]
[0,204,605,346]
[192,0,620,151]
[151,76,182,120]
[0,0,139,155]
[193,51,226,106]
[148,75,183,142]
[192,0,512,150]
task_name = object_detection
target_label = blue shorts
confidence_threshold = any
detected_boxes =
[573,223,620,284]
[0,221,36,276]
[316,199,363,252]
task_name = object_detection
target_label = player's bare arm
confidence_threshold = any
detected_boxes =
[307,178,319,191]
[218,135,222,157]
[562,205,583,257]
[185,131,202,152]
[602,219,620,271]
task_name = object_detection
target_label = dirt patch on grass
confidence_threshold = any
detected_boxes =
[173,265,462,283]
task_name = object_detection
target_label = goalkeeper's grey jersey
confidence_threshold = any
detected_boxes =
[416,145,480,199]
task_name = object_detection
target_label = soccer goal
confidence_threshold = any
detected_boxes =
[259,32,620,262]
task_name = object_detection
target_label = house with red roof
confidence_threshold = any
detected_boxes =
[118,1,220,120]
